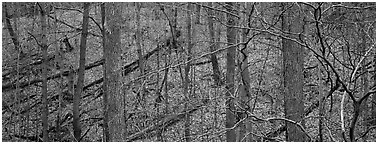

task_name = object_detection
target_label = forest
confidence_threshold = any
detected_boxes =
[1,2,376,142]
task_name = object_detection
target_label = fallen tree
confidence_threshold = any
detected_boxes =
[125,99,209,142]
[3,45,212,92]
[2,45,163,92]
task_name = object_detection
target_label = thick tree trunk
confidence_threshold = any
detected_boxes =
[282,3,307,142]
[225,2,237,142]
[72,2,90,141]
[104,3,126,141]
[40,3,49,142]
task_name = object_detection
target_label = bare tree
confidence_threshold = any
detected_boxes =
[195,4,201,24]
[101,2,110,142]
[3,3,22,54]
[282,3,307,141]
[238,2,252,142]
[0,2,375,142]
[207,2,222,86]
[184,2,193,142]
[225,2,237,142]
[104,3,126,141]
[136,2,145,100]
[72,2,90,141]
[39,2,49,142]
[53,6,64,141]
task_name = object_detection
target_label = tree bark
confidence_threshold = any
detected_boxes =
[136,2,144,75]
[225,2,237,142]
[100,3,110,142]
[282,3,307,142]
[136,2,145,102]
[195,4,201,24]
[14,2,22,139]
[40,2,49,142]
[53,9,64,141]
[238,2,252,142]
[4,3,22,53]
[104,3,126,141]
[72,2,90,141]
[184,3,193,142]
[358,7,369,141]
[317,66,325,142]
[207,2,222,86]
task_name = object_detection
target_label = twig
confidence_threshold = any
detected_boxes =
[356,126,376,141]
[193,2,240,19]
[340,44,374,141]
[47,14,101,37]
[179,116,248,141]
[324,119,336,142]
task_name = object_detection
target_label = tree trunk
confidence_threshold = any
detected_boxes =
[238,2,252,142]
[207,2,222,86]
[155,47,163,141]
[136,2,144,74]
[370,83,376,138]
[72,2,90,141]
[184,3,193,142]
[104,3,126,141]
[40,2,49,142]
[101,3,110,142]
[358,7,369,142]
[4,3,21,53]
[317,66,325,142]
[14,2,22,139]
[195,4,201,24]
[225,2,237,142]
[282,3,307,142]
[53,9,64,141]
[136,2,145,102]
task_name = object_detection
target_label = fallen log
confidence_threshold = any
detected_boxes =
[2,45,162,92]
[125,99,209,142]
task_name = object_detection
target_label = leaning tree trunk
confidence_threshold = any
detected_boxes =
[4,3,21,53]
[72,2,90,141]
[136,2,145,103]
[282,3,307,142]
